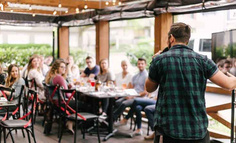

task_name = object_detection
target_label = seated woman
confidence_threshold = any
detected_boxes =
[66,56,80,83]
[97,59,115,118]
[45,59,76,134]
[115,60,132,88]
[0,63,6,85]
[3,64,25,110]
[113,60,133,120]
[24,55,45,100]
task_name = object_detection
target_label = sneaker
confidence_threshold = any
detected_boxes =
[114,120,127,127]
[144,133,155,140]
[99,112,107,120]
[129,130,143,138]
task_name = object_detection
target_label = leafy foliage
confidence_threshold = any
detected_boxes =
[126,38,154,69]
[0,44,52,67]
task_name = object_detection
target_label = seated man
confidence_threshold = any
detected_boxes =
[217,59,231,74]
[81,56,99,78]
[113,58,148,123]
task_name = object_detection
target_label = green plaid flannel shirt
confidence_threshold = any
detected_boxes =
[149,45,218,140]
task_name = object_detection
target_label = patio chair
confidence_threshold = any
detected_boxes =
[59,89,100,143]
[0,88,37,143]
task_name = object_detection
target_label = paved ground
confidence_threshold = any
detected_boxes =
[0,91,232,143]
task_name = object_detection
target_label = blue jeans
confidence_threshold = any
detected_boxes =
[125,98,156,129]
[144,105,155,131]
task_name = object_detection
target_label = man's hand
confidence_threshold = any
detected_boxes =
[152,50,162,59]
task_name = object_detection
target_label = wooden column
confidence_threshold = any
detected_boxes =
[58,26,69,59]
[154,13,173,53]
[95,21,109,64]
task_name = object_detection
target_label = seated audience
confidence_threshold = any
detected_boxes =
[39,55,49,77]
[113,58,148,121]
[0,63,6,85]
[45,59,75,134]
[44,56,53,66]
[66,56,80,83]
[97,59,115,118]
[115,60,132,88]
[144,104,155,140]
[1,64,25,111]
[217,59,231,74]
[230,58,236,76]
[81,56,99,78]
[24,55,45,100]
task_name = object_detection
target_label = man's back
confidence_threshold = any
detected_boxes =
[149,44,218,139]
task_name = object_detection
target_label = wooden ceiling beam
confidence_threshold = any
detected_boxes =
[0,0,120,9]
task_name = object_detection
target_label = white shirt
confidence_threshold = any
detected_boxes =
[115,72,133,87]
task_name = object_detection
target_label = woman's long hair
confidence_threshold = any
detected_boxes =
[45,59,66,84]
[5,64,20,87]
[99,59,108,75]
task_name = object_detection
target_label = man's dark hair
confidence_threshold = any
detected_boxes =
[168,22,191,44]
[217,59,231,68]
[138,58,146,64]
[86,56,93,60]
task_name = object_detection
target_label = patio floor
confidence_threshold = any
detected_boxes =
[0,91,232,143]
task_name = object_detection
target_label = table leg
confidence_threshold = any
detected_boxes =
[103,98,117,141]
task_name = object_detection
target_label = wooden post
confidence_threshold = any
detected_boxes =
[58,26,69,59]
[154,13,173,53]
[95,21,109,64]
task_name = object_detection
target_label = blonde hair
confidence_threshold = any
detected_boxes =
[5,64,20,87]
[45,59,66,84]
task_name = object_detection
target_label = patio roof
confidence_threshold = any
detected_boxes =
[0,0,235,26]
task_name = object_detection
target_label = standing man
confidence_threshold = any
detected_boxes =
[81,56,99,78]
[146,22,236,143]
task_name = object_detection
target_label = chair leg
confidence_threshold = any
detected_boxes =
[130,117,132,130]
[58,120,66,143]
[3,128,6,143]
[30,127,37,143]
[0,128,2,143]
[9,130,15,143]
[26,129,31,143]
[96,119,101,143]
[22,129,25,138]
[147,124,150,136]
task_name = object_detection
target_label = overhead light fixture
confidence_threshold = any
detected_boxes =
[105,1,109,5]
[58,3,62,8]
[118,2,122,5]
[76,8,79,13]
[53,10,57,15]
[65,10,68,13]
[84,4,88,9]
[10,9,13,12]
[29,5,32,10]
[32,13,35,17]
[112,0,116,2]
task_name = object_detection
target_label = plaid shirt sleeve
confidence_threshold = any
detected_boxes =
[203,57,218,79]
[148,59,162,83]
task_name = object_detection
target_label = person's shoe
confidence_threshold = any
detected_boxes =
[144,133,155,140]
[114,120,127,127]
[99,112,107,120]
[129,130,143,138]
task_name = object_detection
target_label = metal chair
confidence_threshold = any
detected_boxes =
[0,88,37,143]
[59,89,100,143]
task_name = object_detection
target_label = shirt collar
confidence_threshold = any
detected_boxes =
[169,44,193,51]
